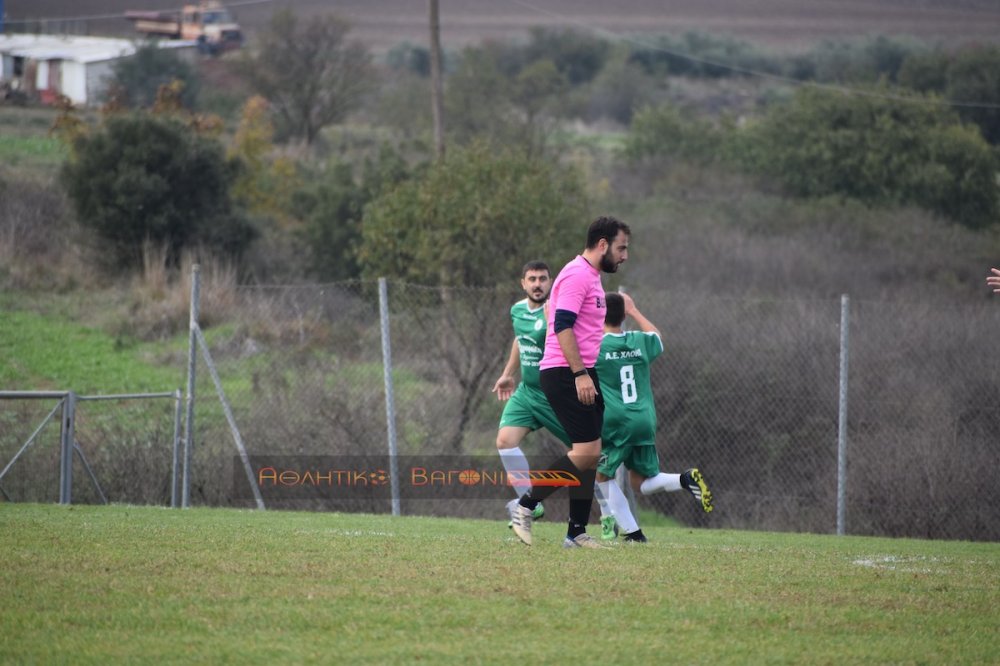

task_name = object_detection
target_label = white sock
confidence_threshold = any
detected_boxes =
[640,472,681,495]
[607,480,640,534]
[595,481,613,518]
[498,447,531,498]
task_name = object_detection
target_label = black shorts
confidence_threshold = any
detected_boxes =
[539,367,604,444]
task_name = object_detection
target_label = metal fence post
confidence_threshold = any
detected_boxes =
[182,264,200,508]
[171,388,183,508]
[378,277,401,516]
[837,294,850,536]
[58,391,76,504]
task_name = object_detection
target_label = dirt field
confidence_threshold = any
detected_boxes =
[8,0,1000,53]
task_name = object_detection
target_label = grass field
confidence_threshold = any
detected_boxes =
[1,504,997,663]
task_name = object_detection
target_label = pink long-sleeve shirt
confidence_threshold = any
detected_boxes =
[540,255,606,370]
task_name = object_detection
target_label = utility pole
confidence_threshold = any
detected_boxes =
[428,0,445,159]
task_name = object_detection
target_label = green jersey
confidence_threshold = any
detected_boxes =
[510,299,547,390]
[596,330,664,447]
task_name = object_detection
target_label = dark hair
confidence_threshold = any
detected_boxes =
[605,292,625,327]
[586,215,631,249]
[521,260,549,276]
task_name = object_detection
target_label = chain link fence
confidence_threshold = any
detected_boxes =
[4,278,998,541]
[0,392,181,505]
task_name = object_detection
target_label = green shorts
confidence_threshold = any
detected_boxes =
[597,443,660,479]
[498,384,572,447]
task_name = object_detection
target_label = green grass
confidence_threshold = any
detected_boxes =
[0,135,67,170]
[0,308,184,393]
[1,504,997,663]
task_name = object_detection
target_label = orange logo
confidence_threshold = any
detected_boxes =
[507,470,580,487]
[457,469,481,485]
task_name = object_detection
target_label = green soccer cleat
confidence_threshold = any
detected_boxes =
[600,515,619,540]
[681,468,713,513]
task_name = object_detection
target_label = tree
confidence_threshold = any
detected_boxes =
[358,142,588,286]
[511,59,567,154]
[293,146,410,281]
[624,103,724,164]
[945,46,1000,145]
[238,10,373,145]
[61,113,255,269]
[898,45,1000,146]
[737,87,999,228]
[228,95,299,221]
[109,43,200,109]
[359,143,590,452]
[523,27,610,85]
[444,47,515,146]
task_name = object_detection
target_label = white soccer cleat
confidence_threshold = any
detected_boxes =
[510,503,534,546]
[562,533,605,549]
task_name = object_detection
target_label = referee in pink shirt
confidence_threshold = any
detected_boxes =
[510,216,631,548]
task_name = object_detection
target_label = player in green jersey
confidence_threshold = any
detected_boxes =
[491,261,572,524]
[594,291,713,543]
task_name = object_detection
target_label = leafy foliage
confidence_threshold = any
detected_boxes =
[293,147,411,281]
[228,95,300,221]
[237,10,374,145]
[628,31,782,79]
[523,27,611,86]
[581,53,660,125]
[443,47,514,146]
[944,46,1000,145]
[736,87,999,228]
[358,143,589,286]
[624,103,725,163]
[793,36,919,84]
[61,113,255,269]
[109,43,200,109]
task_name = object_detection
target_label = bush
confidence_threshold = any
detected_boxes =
[109,43,200,109]
[61,113,256,270]
[293,147,410,282]
[579,53,659,125]
[623,103,726,164]
[791,36,921,84]
[358,142,589,286]
[523,27,610,85]
[735,87,999,228]
[629,32,783,79]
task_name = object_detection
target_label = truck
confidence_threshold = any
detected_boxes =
[125,1,243,54]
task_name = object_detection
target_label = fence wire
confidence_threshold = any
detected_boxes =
[0,395,178,505]
[3,279,998,541]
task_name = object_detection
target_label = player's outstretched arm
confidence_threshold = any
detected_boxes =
[988,268,1000,294]
[621,292,660,336]
[492,338,520,401]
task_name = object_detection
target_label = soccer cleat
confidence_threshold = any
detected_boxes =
[600,515,619,541]
[623,530,648,543]
[507,499,544,528]
[510,503,534,545]
[563,533,605,549]
[682,468,713,513]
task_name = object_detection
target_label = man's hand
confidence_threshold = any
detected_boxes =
[988,268,1000,293]
[575,372,597,405]
[492,375,516,401]
[622,292,637,317]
